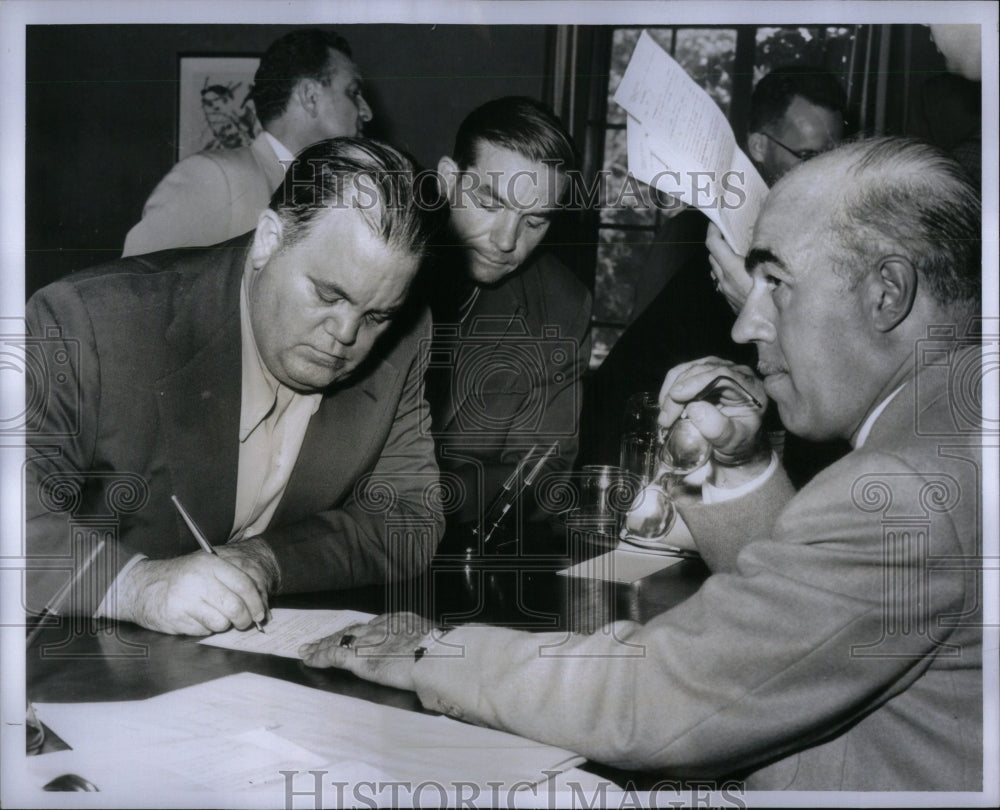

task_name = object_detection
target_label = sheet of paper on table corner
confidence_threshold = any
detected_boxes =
[614,29,768,256]
[558,507,697,583]
[32,671,586,803]
[558,547,685,583]
[23,726,328,797]
[197,607,376,658]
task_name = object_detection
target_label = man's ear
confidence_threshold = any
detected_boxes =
[294,78,321,118]
[869,255,917,332]
[747,131,768,164]
[437,156,459,204]
[249,209,284,270]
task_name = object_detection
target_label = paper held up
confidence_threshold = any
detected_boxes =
[614,30,768,256]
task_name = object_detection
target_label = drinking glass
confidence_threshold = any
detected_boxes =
[622,375,763,544]
[619,392,661,485]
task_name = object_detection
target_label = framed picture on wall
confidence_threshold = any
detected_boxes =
[177,55,262,160]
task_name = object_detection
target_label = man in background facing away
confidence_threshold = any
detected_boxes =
[123,28,372,256]
[27,139,443,636]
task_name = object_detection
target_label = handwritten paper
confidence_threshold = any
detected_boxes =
[198,608,375,658]
[614,30,768,254]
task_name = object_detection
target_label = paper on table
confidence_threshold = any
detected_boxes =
[558,548,684,583]
[25,728,326,794]
[198,608,375,658]
[614,30,768,254]
[34,672,585,803]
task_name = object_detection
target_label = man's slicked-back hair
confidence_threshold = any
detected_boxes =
[270,137,445,259]
[830,136,981,307]
[250,29,353,127]
[452,96,577,174]
[749,65,848,133]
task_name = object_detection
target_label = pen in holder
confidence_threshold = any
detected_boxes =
[474,442,558,547]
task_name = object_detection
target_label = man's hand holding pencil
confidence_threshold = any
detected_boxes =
[99,498,276,636]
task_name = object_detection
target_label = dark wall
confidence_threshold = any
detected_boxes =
[26,24,550,296]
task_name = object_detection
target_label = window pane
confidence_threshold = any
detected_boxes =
[607,27,675,124]
[589,326,626,370]
[599,128,658,226]
[594,229,654,325]
[755,26,858,82]
[673,28,737,116]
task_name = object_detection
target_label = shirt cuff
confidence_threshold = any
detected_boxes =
[702,451,778,504]
[93,553,148,618]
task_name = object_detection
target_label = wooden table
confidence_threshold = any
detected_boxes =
[27,523,709,787]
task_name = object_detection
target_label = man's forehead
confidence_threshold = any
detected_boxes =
[326,48,360,80]
[777,96,843,145]
[466,142,567,208]
[753,163,840,254]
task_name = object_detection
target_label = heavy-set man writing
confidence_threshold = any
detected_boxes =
[302,137,983,791]
[26,138,444,636]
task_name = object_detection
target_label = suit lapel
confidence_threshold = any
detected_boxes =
[274,359,398,523]
[154,247,245,544]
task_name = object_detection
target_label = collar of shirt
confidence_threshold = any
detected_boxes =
[458,285,481,323]
[853,383,907,450]
[238,274,320,441]
[263,130,295,167]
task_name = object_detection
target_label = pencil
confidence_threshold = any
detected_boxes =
[26,539,106,648]
[170,495,265,633]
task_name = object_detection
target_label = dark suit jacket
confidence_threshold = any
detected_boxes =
[423,251,592,523]
[26,235,442,615]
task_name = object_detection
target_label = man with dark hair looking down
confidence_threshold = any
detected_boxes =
[422,96,592,529]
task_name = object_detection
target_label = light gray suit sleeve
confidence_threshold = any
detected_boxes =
[411,450,972,780]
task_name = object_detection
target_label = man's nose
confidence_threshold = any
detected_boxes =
[731,283,776,345]
[325,310,361,346]
[490,211,518,253]
[358,96,373,123]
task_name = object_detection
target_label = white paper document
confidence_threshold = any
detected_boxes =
[614,30,768,255]
[198,608,375,658]
[558,548,684,583]
[32,672,586,807]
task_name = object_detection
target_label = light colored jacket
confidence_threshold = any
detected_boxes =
[123,135,285,256]
[413,350,982,790]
